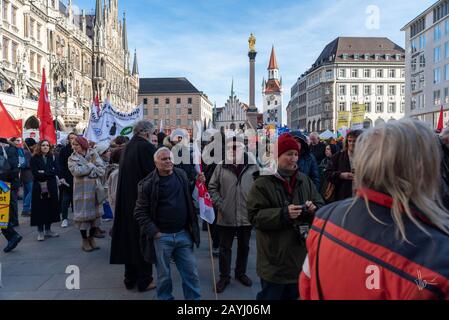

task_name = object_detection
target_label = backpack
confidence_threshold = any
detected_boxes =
[0,146,12,180]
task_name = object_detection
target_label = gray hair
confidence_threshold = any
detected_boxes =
[133,120,154,136]
[441,127,449,139]
[310,132,320,139]
[154,147,173,162]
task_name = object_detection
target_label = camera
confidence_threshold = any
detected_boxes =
[297,204,314,225]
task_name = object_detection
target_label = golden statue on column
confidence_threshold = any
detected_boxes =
[248,33,256,52]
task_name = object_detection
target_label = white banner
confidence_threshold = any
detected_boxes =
[84,103,144,143]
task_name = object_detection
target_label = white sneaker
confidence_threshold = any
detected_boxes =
[37,232,45,241]
[61,219,69,228]
[44,230,60,238]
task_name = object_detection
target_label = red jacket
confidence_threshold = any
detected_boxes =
[300,189,449,300]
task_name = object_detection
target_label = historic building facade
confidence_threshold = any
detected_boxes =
[0,0,138,132]
[215,80,249,131]
[262,46,283,127]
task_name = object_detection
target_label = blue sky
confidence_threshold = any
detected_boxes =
[70,0,434,121]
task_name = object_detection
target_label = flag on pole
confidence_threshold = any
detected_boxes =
[37,68,56,145]
[437,105,444,133]
[193,162,215,224]
[0,99,21,138]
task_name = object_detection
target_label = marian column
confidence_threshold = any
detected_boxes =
[246,33,260,129]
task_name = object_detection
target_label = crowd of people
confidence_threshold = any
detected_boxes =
[1,117,449,300]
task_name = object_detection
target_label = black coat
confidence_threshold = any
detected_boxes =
[0,145,20,189]
[325,150,354,201]
[30,155,61,227]
[310,142,327,164]
[134,168,200,264]
[58,144,74,189]
[110,135,156,265]
[440,140,449,210]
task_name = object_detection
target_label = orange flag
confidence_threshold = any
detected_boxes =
[37,68,56,145]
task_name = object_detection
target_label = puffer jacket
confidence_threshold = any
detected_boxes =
[247,171,325,284]
[300,189,449,300]
[208,159,259,227]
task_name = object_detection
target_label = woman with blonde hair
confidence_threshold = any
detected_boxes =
[300,118,449,300]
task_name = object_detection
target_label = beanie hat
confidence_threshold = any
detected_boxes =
[75,136,89,151]
[276,133,300,158]
[25,138,37,148]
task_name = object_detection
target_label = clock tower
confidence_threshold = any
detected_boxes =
[262,46,283,127]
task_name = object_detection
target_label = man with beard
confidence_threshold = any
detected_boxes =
[110,121,157,292]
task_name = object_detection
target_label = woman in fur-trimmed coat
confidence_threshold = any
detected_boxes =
[68,136,106,252]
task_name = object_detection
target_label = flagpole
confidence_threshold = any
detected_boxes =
[207,223,218,300]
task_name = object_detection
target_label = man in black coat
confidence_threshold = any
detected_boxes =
[58,133,77,228]
[0,138,22,253]
[110,121,157,292]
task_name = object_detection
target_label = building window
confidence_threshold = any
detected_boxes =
[388,85,396,96]
[434,90,441,105]
[143,98,148,105]
[165,119,170,126]
[37,24,41,41]
[364,69,371,78]
[29,51,35,73]
[30,18,35,39]
[143,109,148,116]
[339,85,346,96]
[419,55,426,68]
[435,46,441,63]
[400,102,405,113]
[435,24,442,42]
[351,85,358,96]
[376,69,383,78]
[339,69,346,78]
[401,69,405,78]
[419,34,426,50]
[11,6,17,26]
[445,88,449,103]
[188,98,192,104]
[268,101,271,106]
[364,85,371,96]
[176,108,181,116]
[177,98,181,104]
[176,119,181,126]
[2,37,9,62]
[188,108,192,115]
[435,68,442,83]
[2,1,8,21]
[154,98,159,105]
[165,108,170,115]
[376,102,384,113]
[165,98,170,104]
[446,42,449,58]
[154,108,159,116]
[365,102,371,113]
[389,69,396,78]
[37,55,41,75]
[11,42,17,64]
[351,69,359,78]
[446,64,449,81]
[188,119,192,126]
[388,102,396,113]
[275,100,278,105]
[401,85,405,96]
[376,85,384,96]
[446,19,449,35]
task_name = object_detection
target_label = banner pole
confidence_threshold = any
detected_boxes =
[207,223,218,300]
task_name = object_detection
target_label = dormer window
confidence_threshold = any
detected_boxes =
[395,54,401,60]
[354,54,359,60]
[364,54,370,60]
[385,54,390,60]
[343,54,348,60]
[375,54,380,60]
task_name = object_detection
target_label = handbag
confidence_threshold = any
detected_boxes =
[95,179,107,204]
[323,181,335,203]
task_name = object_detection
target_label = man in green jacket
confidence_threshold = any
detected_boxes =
[247,133,324,300]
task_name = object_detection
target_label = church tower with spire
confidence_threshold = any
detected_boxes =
[262,46,283,127]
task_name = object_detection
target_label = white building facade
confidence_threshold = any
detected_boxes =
[215,81,248,130]
[402,0,449,128]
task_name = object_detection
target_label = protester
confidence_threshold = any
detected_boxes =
[309,132,326,164]
[324,130,363,202]
[21,138,37,217]
[157,132,167,148]
[319,143,338,202]
[247,133,324,300]
[30,140,60,241]
[134,147,201,300]
[290,131,320,192]
[150,134,158,148]
[439,127,449,210]
[110,120,157,292]
[106,147,123,216]
[209,137,258,293]
[5,138,21,227]
[58,133,77,228]
[95,142,113,228]
[110,136,128,149]
[300,119,449,300]
[68,136,106,252]
[0,138,23,253]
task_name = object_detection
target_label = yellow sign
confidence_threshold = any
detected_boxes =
[0,183,10,229]
[351,103,366,129]
[337,111,350,130]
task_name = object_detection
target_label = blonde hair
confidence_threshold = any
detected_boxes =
[353,118,449,242]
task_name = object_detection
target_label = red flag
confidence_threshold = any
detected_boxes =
[37,68,56,145]
[437,105,445,133]
[0,99,21,138]
[94,93,101,116]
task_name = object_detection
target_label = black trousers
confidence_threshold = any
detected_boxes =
[124,256,154,289]
[60,187,73,220]
[256,278,299,300]
[218,226,252,279]
[9,189,18,225]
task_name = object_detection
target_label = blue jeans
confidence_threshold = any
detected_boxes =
[23,182,33,213]
[153,230,201,300]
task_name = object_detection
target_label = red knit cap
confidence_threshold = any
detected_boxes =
[75,136,89,151]
[276,133,300,157]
